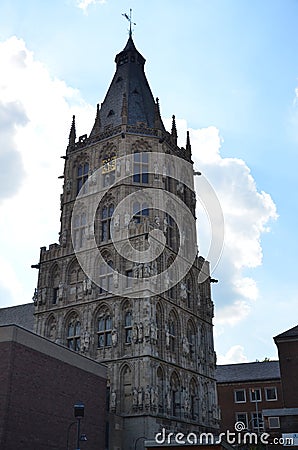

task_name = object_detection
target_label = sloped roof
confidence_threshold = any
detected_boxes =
[91,36,164,134]
[0,303,34,331]
[215,361,280,383]
[274,324,298,341]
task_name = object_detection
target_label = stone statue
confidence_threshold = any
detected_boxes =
[163,217,168,233]
[32,288,38,304]
[82,330,90,352]
[143,262,150,278]
[150,321,158,344]
[144,319,150,339]
[180,281,187,300]
[132,323,138,343]
[113,214,120,229]
[138,323,143,342]
[164,271,170,289]
[110,390,116,411]
[181,230,186,247]
[132,387,138,408]
[154,161,159,179]
[113,271,119,288]
[165,328,170,349]
[166,389,171,411]
[182,336,190,356]
[60,230,67,247]
[65,179,72,193]
[116,159,121,176]
[58,282,64,300]
[125,158,130,174]
[138,387,143,409]
[111,328,118,347]
[145,385,151,408]
[154,216,160,228]
[124,212,130,226]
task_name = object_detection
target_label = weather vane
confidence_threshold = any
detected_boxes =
[122,8,136,37]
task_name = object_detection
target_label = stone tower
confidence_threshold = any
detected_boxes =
[33,35,219,449]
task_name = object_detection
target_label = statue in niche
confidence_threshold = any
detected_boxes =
[138,323,143,342]
[124,212,130,227]
[83,277,92,295]
[182,336,190,356]
[110,391,116,411]
[180,281,187,300]
[113,214,120,229]
[82,330,90,352]
[41,288,47,304]
[154,161,159,179]
[163,217,168,234]
[138,387,143,409]
[132,323,138,343]
[166,389,171,411]
[116,159,121,176]
[49,320,57,340]
[60,230,67,247]
[113,271,119,288]
[145,385,151,408]
[164,271,170,290]
[58,282,64,300]
[162,165,167,179]
[150,321,158,344]
[111,328,118,346]
[165,327,170,349]
[151,386,158,409]
[154,216,160,228]
[177,182,184,195]
[65,179,72,193]
[133,262,143,278]
[32,288,38,304]
[143,262,150,278]
[132,387,138,408]
[144,319,150,339]
[125,158,130,174]
[180,229,186,247]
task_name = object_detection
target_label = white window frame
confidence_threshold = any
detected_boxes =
[268,416,280,429]
[235,412,248,429]
[234,389,246,403]
[265,386,277,401]
[250,388,262,402]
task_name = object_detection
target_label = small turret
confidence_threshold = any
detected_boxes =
[171,114,177,145]
[68,115,76,150]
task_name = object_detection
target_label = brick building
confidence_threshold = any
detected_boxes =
[0,324,106,450]
[262,325,298,437]
[216,361,282,434]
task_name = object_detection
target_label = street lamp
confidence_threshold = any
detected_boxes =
[74,402,85,450]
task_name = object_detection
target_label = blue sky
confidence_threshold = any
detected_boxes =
[0,0,298,363]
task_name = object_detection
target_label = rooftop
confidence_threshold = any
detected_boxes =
[216,361,280,383]
[274,324,298,341]
[0,303,34,330]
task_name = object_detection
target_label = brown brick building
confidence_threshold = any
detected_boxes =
[216,361,282,435]
[0,324,107,450]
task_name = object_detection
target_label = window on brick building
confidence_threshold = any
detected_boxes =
[251,412,264,430]
[250,388,262,402]
[265,387,277,401]
[234,389,246,403]
[236,412,248,428]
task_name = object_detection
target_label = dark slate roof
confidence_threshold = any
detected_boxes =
[0,303,34,331]
[92,36,164,133]
[215,361,280,383]
[274,325,298,341]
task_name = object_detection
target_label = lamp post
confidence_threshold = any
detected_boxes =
[74,402,85,450]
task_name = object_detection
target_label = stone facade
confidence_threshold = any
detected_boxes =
[33,35,219,449]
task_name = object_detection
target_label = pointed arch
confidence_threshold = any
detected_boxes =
[120,363,132,414]
[122,299,133,344]
[64,310,81,352]
[170,371,181,417]
[95,303,113,348]
[45,314,57,341]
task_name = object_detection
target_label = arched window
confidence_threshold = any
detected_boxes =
[66,316,81,351]
[189,378,199,420]
[170,372,180,417]
[124,311,132,344]
[73,212,87,249]
[132,201,149,223]
[121,365,132,413]
[133,152,149,184]
[77,163,89,194]
[98,259,113,294]
[101,204,114,242]
[97,309,112,347]
[102,152,116,187]
[168,316,177,354]
[187,320,196,360]
[157,366,165,414]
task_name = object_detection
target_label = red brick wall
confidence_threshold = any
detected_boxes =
[217,380,283,433]
[277,340,298,408]
[0,341,106,450]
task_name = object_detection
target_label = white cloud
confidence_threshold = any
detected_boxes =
[76,0,106,13]
[0,36,95,307]
[217,345,249,364]
[164,119,278,332]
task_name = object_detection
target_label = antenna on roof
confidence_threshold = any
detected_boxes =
[122,8,136,37]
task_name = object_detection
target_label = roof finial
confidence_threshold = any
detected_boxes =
[171,114,177,144]
[122,8,136,38]
[69,115,76,146]
[186,130,191,151]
